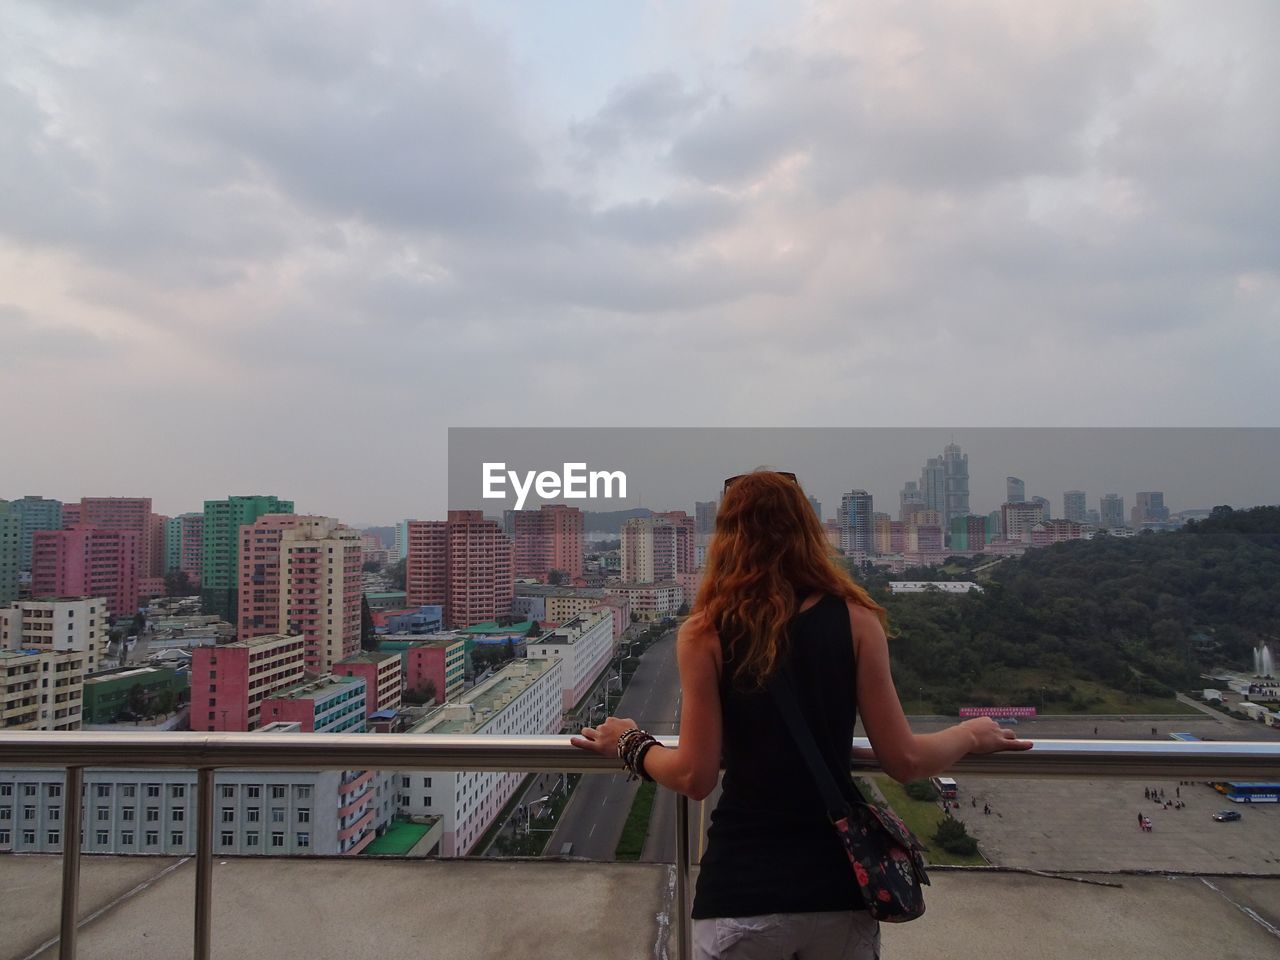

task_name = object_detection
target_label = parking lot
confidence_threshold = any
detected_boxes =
[909,713,1280,873]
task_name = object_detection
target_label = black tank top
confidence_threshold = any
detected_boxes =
[691,593,865,919]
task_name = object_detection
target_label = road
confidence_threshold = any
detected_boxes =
[548,630,682,860]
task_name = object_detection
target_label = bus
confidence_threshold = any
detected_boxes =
[1168,732,1201,742]
[1210,781,1280,803]
[931,777,958,801]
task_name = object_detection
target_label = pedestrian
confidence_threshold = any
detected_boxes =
[1144,787,1149,799]
[972,797,977,808]
[570,469,1032,960]
[1176,786,1180,799]
[1094,726,1098,736]
[1137,812,1143,828]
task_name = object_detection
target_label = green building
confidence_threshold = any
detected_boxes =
[0,501,20,606]
[5,495,62,570]
[82,666,188,724]
[201,495,294,622]
[165,516,184,573]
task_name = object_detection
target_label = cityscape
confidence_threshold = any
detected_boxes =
[3,0,1279,956]
[2,436,1276,868]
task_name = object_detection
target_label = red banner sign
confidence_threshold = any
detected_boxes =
[959,706,1037,718]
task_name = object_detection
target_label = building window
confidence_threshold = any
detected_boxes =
[170,831,184,846]
[146,785,160,798]
[47,830,61,845]
[47,784,62,798]
[271,786,286,800]
[96,807,110,821]
[48,806,60,822]
[271,808,285,824]
[146,808,159,822]
[246,831,259,847]
[295,786,311,800]
[172,809,184,822]
[121,785,135,798]
[297,808,310,823]
[96,830,109,844]
[246,786,261,799]
[96,784,111,798]
[23,830,36,844]
[422,777,432,788]
[220,831,234,846]
[0,785,10,797]
[296,832,310,848]
[221,808,234,823]
[271,832,285,848]
[23,785,36,797]
[221,785,235,799]
[170,785,185,799]
[145,831,159,846]
[121,831,134,845]
[0,831,9,844]
[23,806,36,821]
[246,808,260,823]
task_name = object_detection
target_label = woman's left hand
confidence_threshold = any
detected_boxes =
[569,715,637,758]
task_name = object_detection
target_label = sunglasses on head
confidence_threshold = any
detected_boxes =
[723,471,798,490]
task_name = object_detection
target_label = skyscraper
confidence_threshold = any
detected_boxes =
[941,442,971,534]
[900,481,926,524]
[512,504,584,583]
[78,497,158,578]
[1006,477,1026,503]
[1132,491,1169,526]
[31,526,141,618]
[838,490,873,556]
[1031,496,1051,521]
[6,496,62,571]
[201,495,294,623]
[406,511,514,628]
[920,457,945,517]
[0,502,19,605]
[1063,491,1087,523]
[621,513,696,582]
[695,501,718,535]
[806,496,822,523]
[1100,494,1126,530]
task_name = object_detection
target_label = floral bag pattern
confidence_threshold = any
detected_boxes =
[833,801,930,922]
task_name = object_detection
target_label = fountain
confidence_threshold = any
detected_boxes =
[1255,642,1274,679]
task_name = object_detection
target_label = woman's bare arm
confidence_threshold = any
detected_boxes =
[850,602,1031,782]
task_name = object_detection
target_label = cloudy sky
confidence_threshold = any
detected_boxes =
[3,1,1277,523]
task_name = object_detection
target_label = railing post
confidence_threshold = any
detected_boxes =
[194,768,214,960]
[59,766,84,960]
[675,793,691,960]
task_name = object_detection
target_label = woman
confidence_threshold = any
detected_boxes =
[572,470,1031,959]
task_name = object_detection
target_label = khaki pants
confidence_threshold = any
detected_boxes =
[693,910,880,959]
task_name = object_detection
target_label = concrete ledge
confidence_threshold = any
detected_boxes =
[2,857,1277,960]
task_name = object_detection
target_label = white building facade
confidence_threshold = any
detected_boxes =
[526,609,614,710]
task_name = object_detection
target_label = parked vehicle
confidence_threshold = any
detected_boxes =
[1212,809,1243,822]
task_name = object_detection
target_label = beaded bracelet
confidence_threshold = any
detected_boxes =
[617,726,659,782]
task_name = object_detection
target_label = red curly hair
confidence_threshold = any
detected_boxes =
[692,470,887,687]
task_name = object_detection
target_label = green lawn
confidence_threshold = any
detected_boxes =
[872,777,986,867]
[615,780,657,861]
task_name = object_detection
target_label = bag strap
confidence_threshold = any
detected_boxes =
[766,663,857,822]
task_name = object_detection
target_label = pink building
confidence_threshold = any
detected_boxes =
[78,497,160,577]
[239,515,362,673]
[333,650,403,716]
[31,526,141,619]
[1030,520,1089,548]
[61,504,81,528]
[189,633,306,731]
[512,504,584,582]
[138,576,166,602]
[406,512,513,628]
[238,514,304,638]
[180,513,204,585]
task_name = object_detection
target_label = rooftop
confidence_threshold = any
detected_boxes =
[222,633,303,649]
[461,620,536,635]
[379,633,465,650]
[2,857,1275,960]
[412,660,555,734]
[359,818,439,856]
[268,676,363,702]
[514,584,607,598]
[336,651,401,665]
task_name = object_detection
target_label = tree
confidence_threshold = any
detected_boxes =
[676,602,690,616]
[525,621,542,639]
[126,683,147,716]
[933,816,978,856]
[548,569,565,586]
[385,558,407,591]
[154,690,176,716]
[362,559,381,573]
[164,569,195,597]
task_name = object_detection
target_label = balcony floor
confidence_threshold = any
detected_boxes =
[2,856,1277,960]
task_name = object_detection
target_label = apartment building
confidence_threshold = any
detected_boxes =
[406,512,514,628]
[189,633,306,732]
[259,676,366,734]
[333,651,403,717]
[525,609,614,711]
[0,648,87,731]
[31,528,140,619]
[397,658,562,856]
[1,597,106,675]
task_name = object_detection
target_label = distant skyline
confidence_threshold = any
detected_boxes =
[3,3,1278,518]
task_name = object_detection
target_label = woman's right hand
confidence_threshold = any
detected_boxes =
[959,717,1033,754]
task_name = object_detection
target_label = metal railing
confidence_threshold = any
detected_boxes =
[2,731,1279,960]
